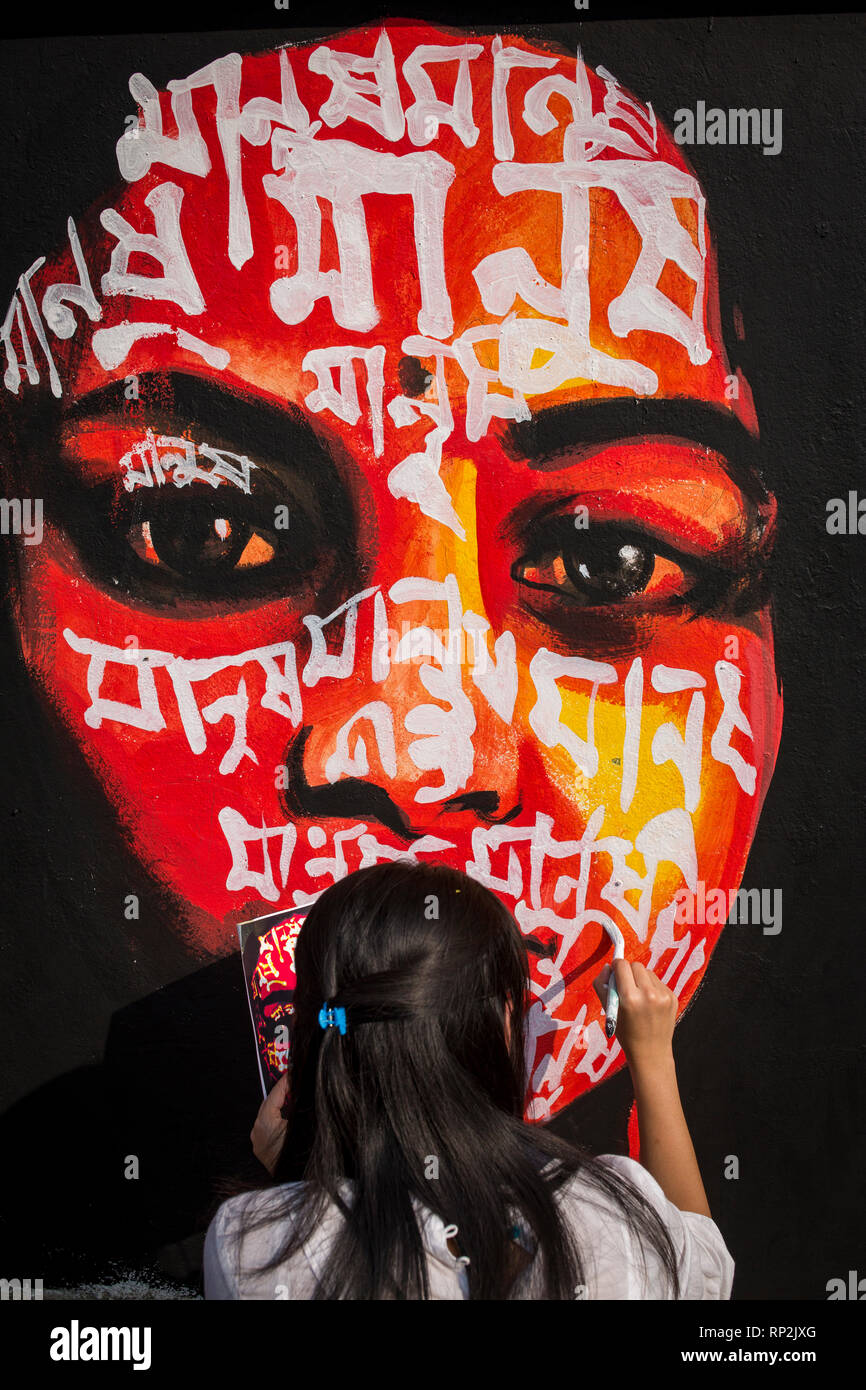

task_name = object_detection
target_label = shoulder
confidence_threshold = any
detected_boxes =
[555,1155,736,1301]
[210,1185,296,1234]
[203,1186,301,1300]
[204,1182,348,1300]
[552,1153,657,1232]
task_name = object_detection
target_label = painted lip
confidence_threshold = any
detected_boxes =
[219,821,634,928]
[218,811,647,1045]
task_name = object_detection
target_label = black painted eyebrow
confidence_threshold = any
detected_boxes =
[503,397,769,506]
[60,376,770,508]
[60,370,320,468]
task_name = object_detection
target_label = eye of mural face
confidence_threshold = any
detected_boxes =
[128,497,275,576]
[514,514,711,617]
[62,479,344,606]
[50,408,365,610]
[515,521,687,606]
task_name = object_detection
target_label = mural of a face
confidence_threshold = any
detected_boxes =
[1,21,781,1121]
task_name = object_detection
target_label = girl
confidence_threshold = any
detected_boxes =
[204,860,733,1299]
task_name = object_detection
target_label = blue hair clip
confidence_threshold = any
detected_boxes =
[318,1003,347,1035]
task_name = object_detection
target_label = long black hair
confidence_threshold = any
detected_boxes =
[229,859,681,1299]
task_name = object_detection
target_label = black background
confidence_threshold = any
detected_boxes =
[0,5,864,1300]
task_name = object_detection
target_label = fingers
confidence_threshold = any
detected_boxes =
[627,960,677,1020]
[262,1071,289,1110]
[594,958,642,1004]
[251,1074,290,1173]
[612,957,642,1003]
[592,958,675,1007]
[593,956,679,1067]
[592,962,612,1004]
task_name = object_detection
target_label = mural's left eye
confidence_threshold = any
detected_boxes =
[111,488,301,599]
[513,521,696,608]
[129,513,275,574]
[51,465,362,612]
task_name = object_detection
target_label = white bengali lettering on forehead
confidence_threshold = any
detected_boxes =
[6,259,62,397]
[450,324,531,441]
[100,183,205,315]
[41,219,102,341]
[475,50,711,396]
[491,35,558,162]
[90,321,230,372]
[117,51,319,271]
[303,345,386,456]
[387,334,461,535]
[595,65,658,153]
[117,70,211,183]
[5,35,717,406]
[264,134,454,338]
[402,43,483,147]
[2,288,41,395]
[309,32,405,141]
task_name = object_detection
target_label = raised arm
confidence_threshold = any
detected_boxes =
[596,959,711,1218]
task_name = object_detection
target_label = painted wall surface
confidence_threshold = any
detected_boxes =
[0,12,863,1299]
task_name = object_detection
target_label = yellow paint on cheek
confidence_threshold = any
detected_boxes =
[548,684,698,827]
[392,455,482,597]
[444,455,486,617]
[541,680,755,907]
[532,686,702,919]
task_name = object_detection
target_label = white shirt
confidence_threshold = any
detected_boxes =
[203,1154,734,1300]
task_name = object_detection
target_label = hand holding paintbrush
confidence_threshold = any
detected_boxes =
[592,956,711,1217]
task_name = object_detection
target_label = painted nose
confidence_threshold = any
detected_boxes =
[284,583,523,840]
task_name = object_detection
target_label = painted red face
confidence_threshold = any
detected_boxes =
[3,22,781,1120]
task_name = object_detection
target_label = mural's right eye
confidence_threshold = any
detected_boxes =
[513,519,699,611]
[519,532,656,602]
